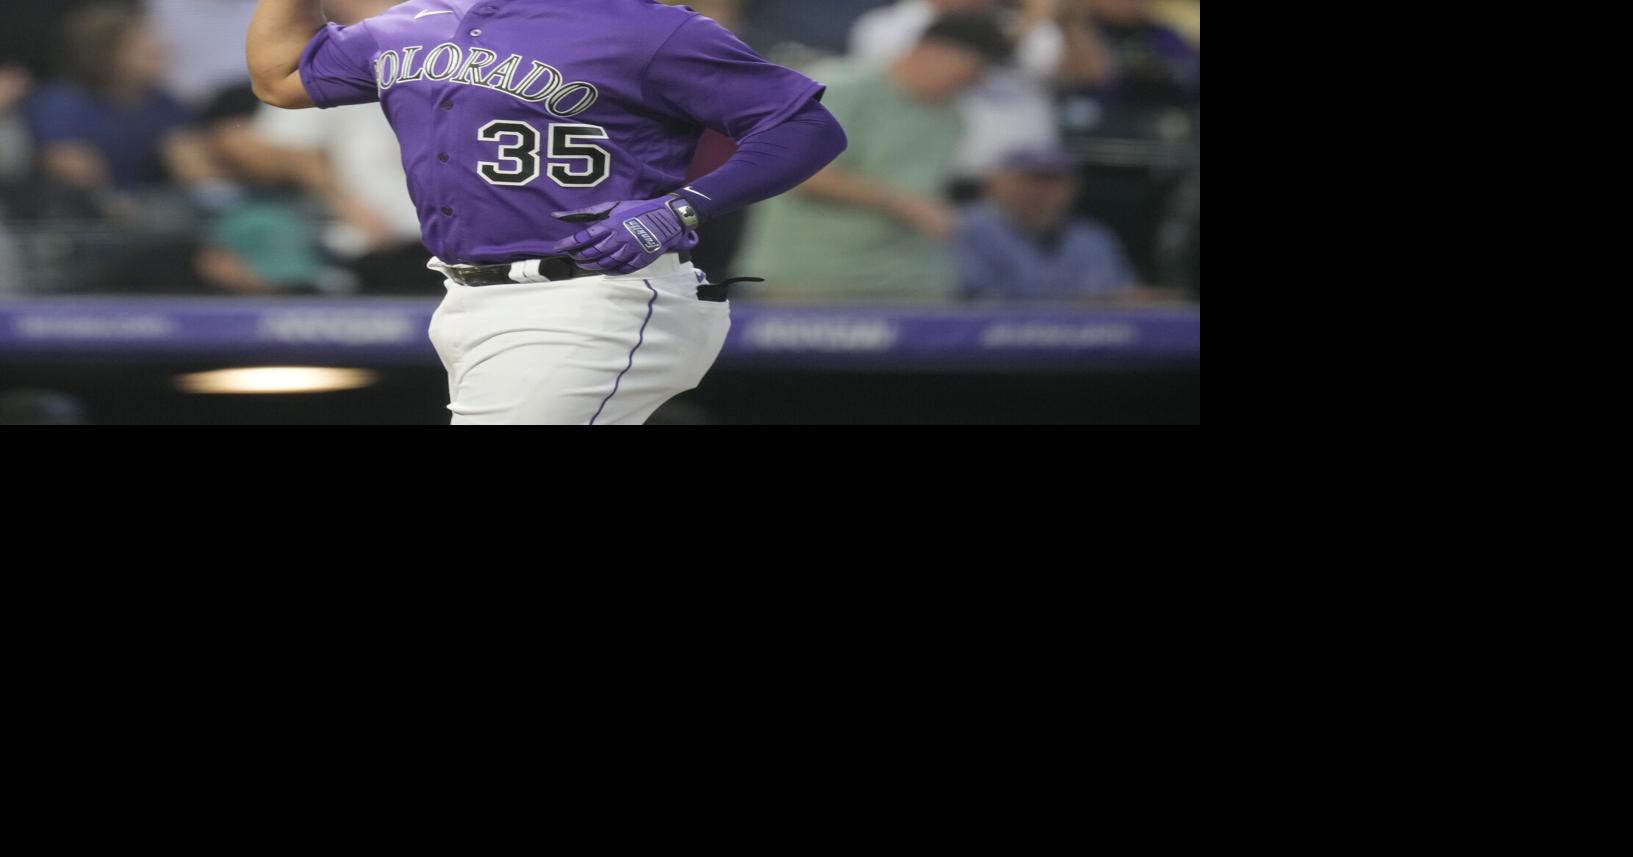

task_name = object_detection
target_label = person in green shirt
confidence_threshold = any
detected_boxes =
[737,13,1012,302]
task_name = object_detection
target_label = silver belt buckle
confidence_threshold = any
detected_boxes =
[448,264,484,285]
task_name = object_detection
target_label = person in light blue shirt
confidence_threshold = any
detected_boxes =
[957,147,1136,301]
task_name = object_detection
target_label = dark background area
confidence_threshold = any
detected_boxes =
[1,360,1200,425]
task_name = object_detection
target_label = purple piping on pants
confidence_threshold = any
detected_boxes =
[589,280,659,425]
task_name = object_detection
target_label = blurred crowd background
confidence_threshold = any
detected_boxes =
[0,0,1200,304]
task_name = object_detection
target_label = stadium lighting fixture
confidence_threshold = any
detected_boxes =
[174,367,379,395]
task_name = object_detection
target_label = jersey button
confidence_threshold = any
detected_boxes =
[441,207,455,217]
[441,99,454,110]
[470,29,482,37]
[437,153,450,163]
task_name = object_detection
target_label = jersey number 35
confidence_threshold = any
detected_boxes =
[476,121,612,189]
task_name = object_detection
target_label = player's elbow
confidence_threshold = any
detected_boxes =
[820,113,849,164]
[796,102,848,171]
[251,74,315,110]
[251,86,306,110]
[249,79,293,108]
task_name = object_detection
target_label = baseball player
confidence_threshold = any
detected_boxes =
[247,0,847,424]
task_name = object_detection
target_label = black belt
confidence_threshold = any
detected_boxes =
[446,251,692,287]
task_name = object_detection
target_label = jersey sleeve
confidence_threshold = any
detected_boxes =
[297,21,381,109]
[642,14,827,142]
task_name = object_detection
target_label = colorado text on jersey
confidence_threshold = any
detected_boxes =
[373,43,598,117]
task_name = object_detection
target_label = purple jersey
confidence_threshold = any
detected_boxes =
[298,0,826,264]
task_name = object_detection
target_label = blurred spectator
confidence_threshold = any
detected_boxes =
[738,14,1008,300]
[742,0,894,57]
[1060,1,1198,287]
[5,63,104,223]
[1083,0,1197,108]
[957,148,1134,301]
[0,64,33,184]
[26,2,227,217]
[146,0,258,109]
[0,0,118,78]
[851,0,1114,184]
[242,0,432,294]
[193,86,333,294]
[854,0,1061,79]
[253,101,430,293]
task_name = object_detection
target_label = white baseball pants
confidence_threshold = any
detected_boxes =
[426,253,732,425]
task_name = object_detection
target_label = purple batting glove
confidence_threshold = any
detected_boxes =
[551,196,696,275]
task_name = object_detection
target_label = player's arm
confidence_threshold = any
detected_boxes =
[668,98,847,223]
[246,0,325,109]
[551,14,849,275]
[552,97,847,275]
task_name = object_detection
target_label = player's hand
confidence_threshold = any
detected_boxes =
[550,197,697,275]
